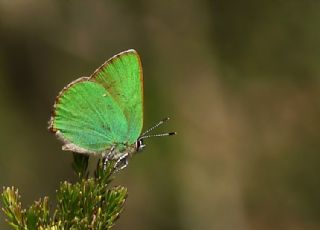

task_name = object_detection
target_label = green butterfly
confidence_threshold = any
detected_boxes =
[48,49,175,170]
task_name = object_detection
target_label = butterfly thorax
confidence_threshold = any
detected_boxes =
[106,142,137,160]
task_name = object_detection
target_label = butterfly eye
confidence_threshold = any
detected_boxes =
[135,139,145,152]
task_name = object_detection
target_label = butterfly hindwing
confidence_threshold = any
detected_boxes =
[49,78,128,154]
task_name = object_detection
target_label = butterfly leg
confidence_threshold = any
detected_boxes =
[114,153,129,172]
[103,157,109,171]
[103,146,115,170]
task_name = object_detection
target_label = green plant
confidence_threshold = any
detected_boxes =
[1,154,128,230]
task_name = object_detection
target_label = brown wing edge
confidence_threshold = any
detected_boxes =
[89,49,140,80]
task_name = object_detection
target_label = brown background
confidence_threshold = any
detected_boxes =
[0,1,319,229]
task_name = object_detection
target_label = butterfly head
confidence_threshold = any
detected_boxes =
[135,139,146,152]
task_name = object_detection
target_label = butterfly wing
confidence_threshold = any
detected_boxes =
[90,49,143,144]
[49,77,128,154]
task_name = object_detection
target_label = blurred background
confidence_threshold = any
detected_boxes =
[0,0,320,229]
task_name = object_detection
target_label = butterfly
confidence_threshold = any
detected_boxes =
[48,49,176,170]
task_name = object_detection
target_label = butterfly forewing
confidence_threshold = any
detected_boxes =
[90,50,143,144]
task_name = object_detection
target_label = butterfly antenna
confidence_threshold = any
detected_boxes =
[140,117,171,137]
[139,117,177,139]
[140,132,176,140]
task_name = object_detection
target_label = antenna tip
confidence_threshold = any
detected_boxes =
[162,117,170,122]
[169,132,177,136]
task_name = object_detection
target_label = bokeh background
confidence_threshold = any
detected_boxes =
[1,1,320,229]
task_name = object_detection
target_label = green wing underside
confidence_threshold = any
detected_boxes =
[91,51,143,144]
[51,50,143,153]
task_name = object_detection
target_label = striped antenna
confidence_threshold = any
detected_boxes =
[139,117,176,140]
[140,132,176,140]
